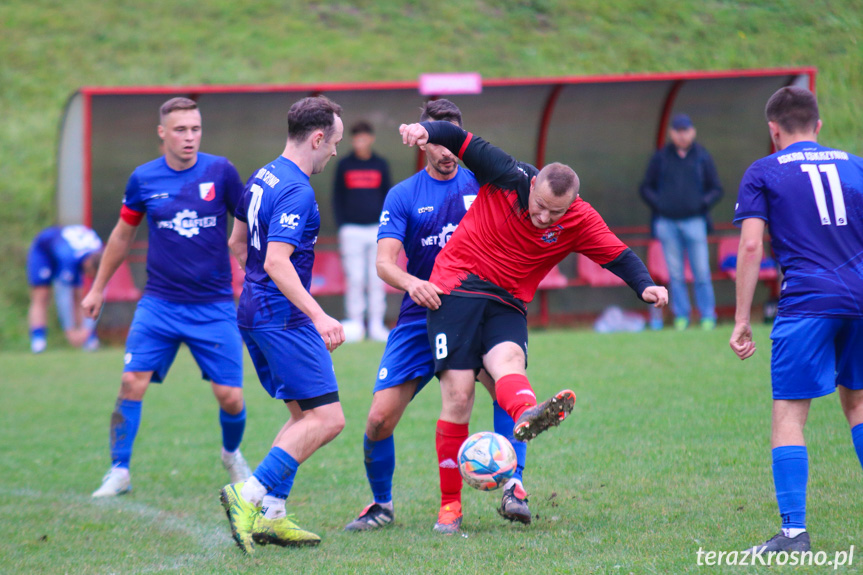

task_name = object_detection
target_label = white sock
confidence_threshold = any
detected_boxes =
[262,495,286,519]
[503,477,523,491]
[240,476,267,506]
[782,527,807,538]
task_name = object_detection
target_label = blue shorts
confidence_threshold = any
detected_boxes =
[771,315,863,400]
[124,296,243,387]
[374,320,436,395]
[27,232,57,287]
[241,323,338,402]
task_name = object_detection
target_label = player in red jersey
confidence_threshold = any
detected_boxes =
[400,121,668,533]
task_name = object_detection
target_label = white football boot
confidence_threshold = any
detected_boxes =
[92,466,132,498]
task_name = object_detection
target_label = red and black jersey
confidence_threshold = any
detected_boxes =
[423,121,654,313]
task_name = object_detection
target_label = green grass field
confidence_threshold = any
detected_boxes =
[3,324,861,574]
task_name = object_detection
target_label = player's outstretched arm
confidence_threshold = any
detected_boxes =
[641,285,668,307]
[729,218,765,361]
[376,238,441,310]
[81,218,138,319]
[264,241,345,351]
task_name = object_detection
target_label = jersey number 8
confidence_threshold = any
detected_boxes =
[435,333,448,359]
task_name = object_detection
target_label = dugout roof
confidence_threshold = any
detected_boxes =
[58,68,815,244]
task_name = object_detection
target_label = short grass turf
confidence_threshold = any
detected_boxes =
[2,324,861,574]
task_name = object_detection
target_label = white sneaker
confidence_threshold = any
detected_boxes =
[222,449,252,483]
[31,338,47,354]
[92,466,132,498]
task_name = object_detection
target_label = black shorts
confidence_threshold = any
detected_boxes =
[427,294,528,374]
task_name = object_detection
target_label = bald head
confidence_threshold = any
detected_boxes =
[536,163,580,199]
[528,163,580,229]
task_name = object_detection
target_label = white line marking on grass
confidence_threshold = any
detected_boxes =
[1,487,235,572]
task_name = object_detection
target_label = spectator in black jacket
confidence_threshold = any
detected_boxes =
[332,121,392,341]
[640,114,723,331]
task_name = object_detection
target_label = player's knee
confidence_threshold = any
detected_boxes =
[366,408,397,441]
[324,409,346,440]
[213,385,244,414]
[119,372,149,400]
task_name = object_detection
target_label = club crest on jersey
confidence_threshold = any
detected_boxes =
[541,224,563,244]
[199,182,216,201]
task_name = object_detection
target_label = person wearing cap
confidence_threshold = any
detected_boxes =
[332,121,392,342]
[639,113,723,330]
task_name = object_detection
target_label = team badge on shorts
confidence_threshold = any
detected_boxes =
[199,182,216,201]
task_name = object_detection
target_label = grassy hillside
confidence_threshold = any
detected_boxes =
[1,0,861,348]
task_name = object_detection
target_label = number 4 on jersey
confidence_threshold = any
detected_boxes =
[801,163,847,226]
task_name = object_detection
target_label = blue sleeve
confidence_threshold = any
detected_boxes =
[377,184,410,242]
[734,162,769,226]
[267,185,316,247]
[123,171,146,213]
[222,160,245,218]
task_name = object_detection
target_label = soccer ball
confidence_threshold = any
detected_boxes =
[457,431,517,491]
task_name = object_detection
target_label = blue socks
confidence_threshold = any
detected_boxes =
[493,401,526,482]
[30,326,47,340]
[772,445,808,530]
[364,434,396,504]
[254,446,299,500]
[110,399,142,469]
[851,423,863,470]
[219,406,246,453]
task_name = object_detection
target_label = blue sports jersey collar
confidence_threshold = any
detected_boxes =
[421,166,462,186]
[276,156,310,182]
[159,154,202,174]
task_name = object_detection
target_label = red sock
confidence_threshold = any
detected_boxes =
[436,419,468,507]
[495,374,537,421]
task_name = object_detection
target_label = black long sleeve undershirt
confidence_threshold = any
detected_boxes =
[603,248,656,301]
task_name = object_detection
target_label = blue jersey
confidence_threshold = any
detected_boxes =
[28,225,102,286]
[378,167,479,324]
[122,153,243,304]
[735,141,863,318]
[235,156,320,331]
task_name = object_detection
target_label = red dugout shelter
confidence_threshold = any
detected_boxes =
[56,68,815,327]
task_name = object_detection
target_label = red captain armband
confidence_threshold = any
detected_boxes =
[458,133,473,160]
[120,205,144,226]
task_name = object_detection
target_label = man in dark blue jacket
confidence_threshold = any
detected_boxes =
[640,114,723,330]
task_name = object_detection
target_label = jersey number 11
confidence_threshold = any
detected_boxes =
[801,163,847,226]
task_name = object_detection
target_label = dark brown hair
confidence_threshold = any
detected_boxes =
[288,96,343,142]
[420,99,463,127]
[765,86,820,134]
